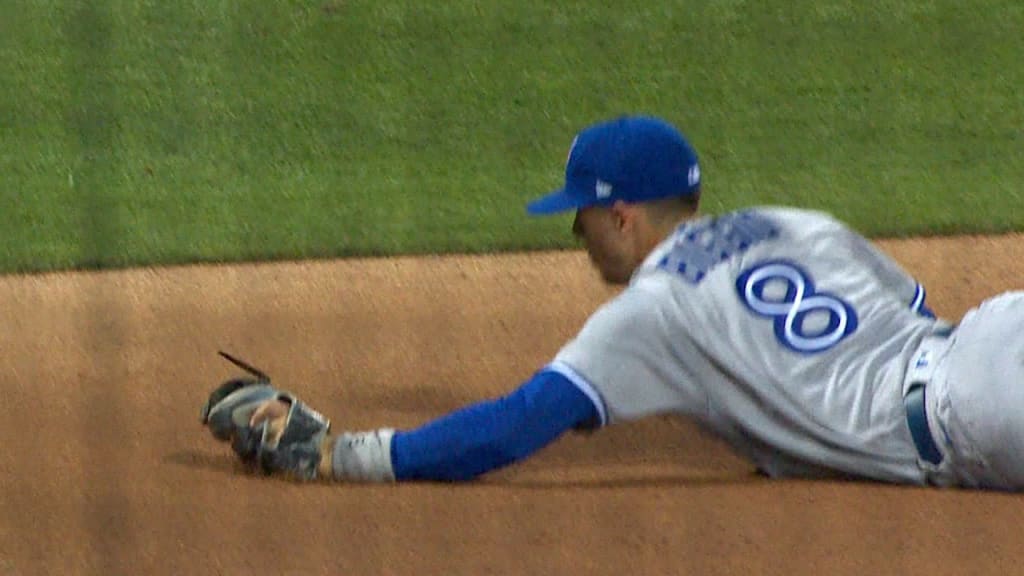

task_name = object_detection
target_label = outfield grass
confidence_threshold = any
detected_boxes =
[1,1,1023,273]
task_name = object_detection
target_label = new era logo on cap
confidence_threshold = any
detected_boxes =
[526,115,701,215]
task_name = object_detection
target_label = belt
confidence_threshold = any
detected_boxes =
[903,325,954,466]
[904,385,942,465]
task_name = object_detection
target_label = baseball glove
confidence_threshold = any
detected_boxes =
[200,351,332,480]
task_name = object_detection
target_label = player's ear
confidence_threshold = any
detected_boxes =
[611,200,639,233]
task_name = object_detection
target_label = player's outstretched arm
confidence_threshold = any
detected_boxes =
[388,369,599,481]
[201,369,600,482]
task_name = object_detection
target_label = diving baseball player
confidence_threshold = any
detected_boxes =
[201,115,1024,491]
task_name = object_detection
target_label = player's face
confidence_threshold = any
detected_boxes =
[572,206,637,284]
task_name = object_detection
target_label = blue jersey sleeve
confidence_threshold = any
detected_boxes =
[390,369,600,481]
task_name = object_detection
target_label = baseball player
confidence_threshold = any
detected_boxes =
[202,115,1024,491]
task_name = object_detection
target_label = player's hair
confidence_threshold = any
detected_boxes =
[643,190,701,226]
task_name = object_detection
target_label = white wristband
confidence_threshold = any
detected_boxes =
[331,428,396,482]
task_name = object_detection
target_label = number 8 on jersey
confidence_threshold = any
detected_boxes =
[736,260,858,354]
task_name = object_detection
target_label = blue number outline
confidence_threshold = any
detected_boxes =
[735,259,859,354]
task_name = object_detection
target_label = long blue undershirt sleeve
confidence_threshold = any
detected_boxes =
[390,370,600,481]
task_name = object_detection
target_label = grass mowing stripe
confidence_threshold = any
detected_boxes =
[65,1,122,269]
[61,3,137,572]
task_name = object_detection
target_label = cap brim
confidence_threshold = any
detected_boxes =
[526,188,584,215]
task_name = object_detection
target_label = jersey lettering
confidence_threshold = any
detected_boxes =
[736,260,858,353]
[658,211,778,284]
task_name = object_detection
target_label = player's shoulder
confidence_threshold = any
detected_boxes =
[635,205,859,287]
[678,205,857,251]
[643,205,844,263]
[745,205,849,232]
[667,205,848,242]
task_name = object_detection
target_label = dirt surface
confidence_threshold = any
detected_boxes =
[2,234,1024,576]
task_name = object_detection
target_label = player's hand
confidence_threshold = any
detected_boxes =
[200,352,333,480]
[250,398,291,443]
[200,377,281,463]
[202,387,333,479]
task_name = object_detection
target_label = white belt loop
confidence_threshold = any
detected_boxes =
[902,327,955,398]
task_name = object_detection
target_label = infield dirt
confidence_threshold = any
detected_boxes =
[2,235,1024,575]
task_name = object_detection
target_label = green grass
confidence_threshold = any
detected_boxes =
[1,0,1023,273]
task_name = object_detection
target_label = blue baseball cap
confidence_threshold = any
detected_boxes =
[526,115,701,215]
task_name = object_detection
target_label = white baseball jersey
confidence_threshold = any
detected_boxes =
[549,207,950,484]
